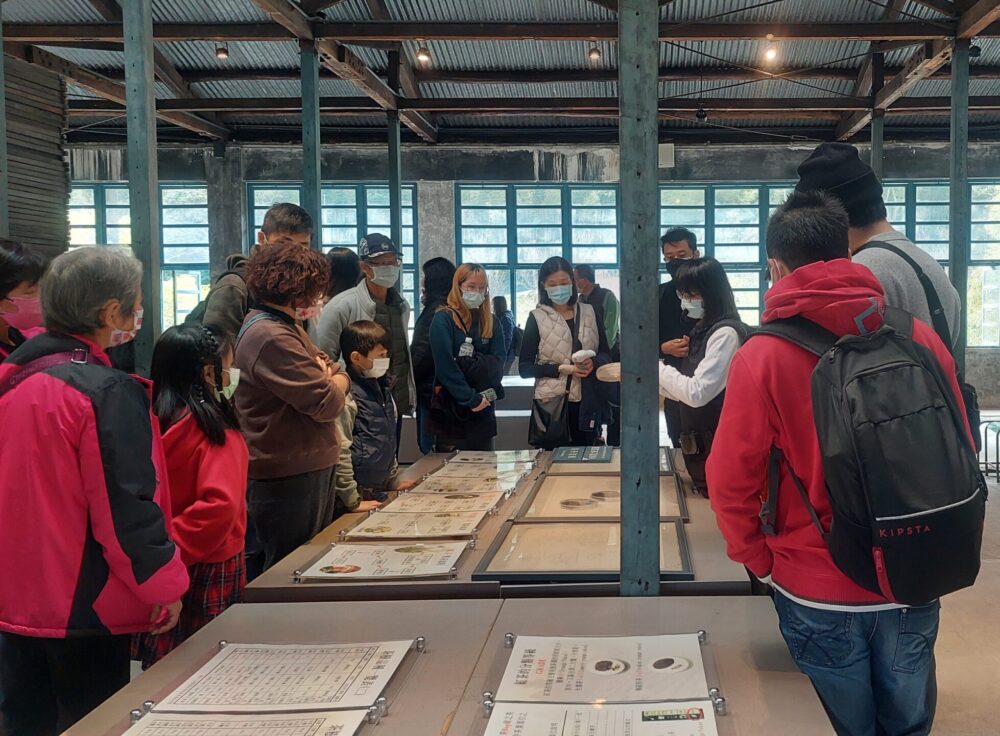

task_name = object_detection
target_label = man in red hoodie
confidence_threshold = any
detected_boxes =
[707,190,969,736]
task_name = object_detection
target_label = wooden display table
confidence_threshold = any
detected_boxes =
[66,599,502,736]
[452,596,834,736]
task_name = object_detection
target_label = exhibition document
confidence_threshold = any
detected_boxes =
[523,476,680,519]
[300,541,467,580]
[484,702,719,736]
[411,476,520,495]
[497,635,708,704]
[123,711,368,736]
[344,510,487,539]
[450,449,539,464]
[154,642,410,713]
[430,462,532,483]
[385,489,506,514]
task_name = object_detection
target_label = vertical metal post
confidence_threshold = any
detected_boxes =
[618,0,660,597]
[0,4,9,238]
[122,0,160,374]
[950,38,970,372]
[870,52,885,181]
[301,41,322,250]
[387,51,404,256]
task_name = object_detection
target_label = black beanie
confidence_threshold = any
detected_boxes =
[795,142,883,224]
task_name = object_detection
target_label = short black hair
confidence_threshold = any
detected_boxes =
[674,258,740,325]
[422,257,457,305]
[846,199,888,229]
[261,202,313,236]
[0,239,47,300]
[326,247,361,299]
[661,227,698,251]
[574,264,596,282]
[493,295,509,315]
[766,190,850,271]
[152,324,239,446]
[341,320,390,364]
[537,256,578,307]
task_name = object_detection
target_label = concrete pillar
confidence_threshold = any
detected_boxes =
[122,0,160,373]
[618,0,661,596]
[416,181,456,267]
[206,144,245,276]
[301,41,322,250]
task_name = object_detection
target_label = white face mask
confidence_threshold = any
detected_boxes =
[370,265,401,288]
[109,307,143,347]
[215,367,240,402]
[680,298,705,320]
[363,357,390,379]
[462,290,486,310]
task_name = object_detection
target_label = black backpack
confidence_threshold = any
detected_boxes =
[756,306,986,605]
[857,239,981,452]
[184,268,245,326]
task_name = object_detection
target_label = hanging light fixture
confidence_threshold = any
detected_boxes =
[215,45,229,60]
[764,46,778,62]
[415,43,431,64]
[588,45,602,63]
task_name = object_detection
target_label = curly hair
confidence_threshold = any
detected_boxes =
[246,244,330,307]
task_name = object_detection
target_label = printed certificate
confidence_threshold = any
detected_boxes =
[344,510,487,540]
[299,542,467,581]
[484,702,719,736]
[385,490,506,514]
[124,711,368,736]
[522,476,681,520]
[450,449,540,464]
[496,634,708,704]
[155,642,410,713]
[430,462,533,483]
[411,476,520,495]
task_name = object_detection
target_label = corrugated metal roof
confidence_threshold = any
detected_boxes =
[151,0,272,23]
[2,0,102,22]
[423,81,617,98]
[39,46,125,70]
[439,114,617,128]
[326,0,615,22]
[192,78,363,98]
[158,41,305,71]
[660,78,856,99]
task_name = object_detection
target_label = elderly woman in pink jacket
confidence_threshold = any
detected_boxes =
[0,247,188,735]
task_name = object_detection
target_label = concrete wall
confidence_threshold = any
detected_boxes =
[67,141,1000,406]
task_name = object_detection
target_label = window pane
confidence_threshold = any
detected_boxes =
[162,207,208,225]
[883,186,906,204]
[518,208,562,226]
[973,184,1000,202]
[972,223,1000,241]
[967,266,1000,347]
[573,247,617,264]
[105,207,131,226]
[768,187,793,205]
[366,208,390,226]
[571,189,616,206]
[323,227,357,245]
[160,268,210,329]
[163,247,210,264]
[571,227,616,245]
[69,209,96,226]
[462,188,506,206]
[515,269,540,328]
[886,205,906,223]
[516,188,561,206]
[323,188,356,206]
[463,247,507,264]
[916,186,948,203]
[915,224,949,242]
[366,188,389,206]
[972,242,1000,260]
[70,188,95,206]
[106,226,131,245]
[740,309,761,327]
[105,188,130,205]
[463,208,507,226]
[402,247,415,263]
[660,208,705,225]
[518,246,562,262]
[571,208,615,226]
[517,227,562,245]
[254,188,300,206]
[916,205,949,221]
[462,227,507,245]
[728,271,759,289]
[163,227,209,245]
[661,189,704,206]
[162,188,207,206]
[486,270,511,298]
[972,204,1000,220]
[322,208,357,225]
[715,207,758,225]
[715,227,759,244]
[715,188,759,205]
[715,245,759,262]
[70,227,96,246]
[735,291,758,308]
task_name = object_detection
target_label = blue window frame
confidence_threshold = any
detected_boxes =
[247,182,419,319]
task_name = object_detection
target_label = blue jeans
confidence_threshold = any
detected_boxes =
[773,592,939,736]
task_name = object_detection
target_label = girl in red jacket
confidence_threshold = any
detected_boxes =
[133,324,249,668]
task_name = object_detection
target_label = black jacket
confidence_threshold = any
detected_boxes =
[411,298,446,403]
[658,280,693,369]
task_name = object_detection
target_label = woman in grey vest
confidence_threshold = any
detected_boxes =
[519,257,611,448]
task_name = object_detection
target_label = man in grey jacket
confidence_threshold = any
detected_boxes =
[795,143,962,352]
[318,233,415,454]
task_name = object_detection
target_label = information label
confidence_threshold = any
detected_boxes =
[300,542,466,581]
[450,450,540,465]
[344,510,487,540]
[484,702,719,736]
[385,490,505,514]
[125,711,368,736]
[551,446,614,464]
[155,642,410,713]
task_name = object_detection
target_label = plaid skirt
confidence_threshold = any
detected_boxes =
[132,551,246,670]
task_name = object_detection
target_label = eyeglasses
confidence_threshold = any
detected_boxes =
[368,256,402,267]
[461,285,488,294]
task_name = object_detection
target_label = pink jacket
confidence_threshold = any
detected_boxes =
[0,332,189,637]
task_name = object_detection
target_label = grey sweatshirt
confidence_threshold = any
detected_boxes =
[854,229,962,352]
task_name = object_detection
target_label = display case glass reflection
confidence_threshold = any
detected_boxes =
[519,475,686,521]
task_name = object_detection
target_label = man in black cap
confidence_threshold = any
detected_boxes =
[319,233,414,455]
[795,142,961,352]
[658,227,699,447]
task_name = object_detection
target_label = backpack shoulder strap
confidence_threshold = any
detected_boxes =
[0,348,100,400]
[881,305,914,340]
[236,312,278,346]
[856,239,953,350]
[749,315,837,358]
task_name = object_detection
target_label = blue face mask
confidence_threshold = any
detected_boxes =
[546,284,573,306]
